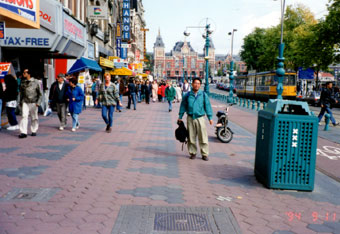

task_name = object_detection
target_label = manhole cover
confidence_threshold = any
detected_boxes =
[13,192,37,200]
[154,213,211,231]
[111,206,241,234]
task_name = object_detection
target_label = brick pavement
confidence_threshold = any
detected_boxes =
[0,97,339,234]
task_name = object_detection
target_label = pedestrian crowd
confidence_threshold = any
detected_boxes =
[2,71,340,162]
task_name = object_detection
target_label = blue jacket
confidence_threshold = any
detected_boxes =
[66,86,84,114]
[179,90,213,120]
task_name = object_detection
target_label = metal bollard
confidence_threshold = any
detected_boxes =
[257,101,261,111]
[324,113,330,131]
[239,98,242,105]
[263,102,267,110]
[247,99,250,108]
[243,98,246,107]
[252,100,255,110]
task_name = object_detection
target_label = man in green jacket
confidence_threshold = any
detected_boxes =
[165,81,176,112]
[178,78,213,161]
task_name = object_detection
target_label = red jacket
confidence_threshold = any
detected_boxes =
[161,85,167,97]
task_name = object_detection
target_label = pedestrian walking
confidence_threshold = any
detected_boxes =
[318,82,339,126]
[118,79,125,112]
[66,78,84,132]
[142,80,151,104]
[92,76,101,108]
[152,80,158,102]
[182,79,191,97]
[136,80,142,103]
[165,81,176,112]
[161,82,167,102]
[174,84,182,102]
[49,73,69,130]
[178,78,213,161]
[18,69,42,138]
[157,82,162,102]
[4,74,19,131]
[98,72,122,133]
[127,79,137,110]
[0,80,3,131]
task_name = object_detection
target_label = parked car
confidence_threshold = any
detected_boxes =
[296,91,320,106]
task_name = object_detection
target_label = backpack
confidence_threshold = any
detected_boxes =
[175,120,189,150]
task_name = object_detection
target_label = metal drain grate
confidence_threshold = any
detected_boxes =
[111,206,242,234]
[13,192,37,200]
[0,188,61,202]
[154,213,211,231]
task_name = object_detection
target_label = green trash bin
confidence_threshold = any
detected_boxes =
[254,99,318,191]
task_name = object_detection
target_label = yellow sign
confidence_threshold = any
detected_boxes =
[109,56,119,61]
[78,75,84,84]
[111,67,133,76]
[100,57,114,68]
[116,23,121,37]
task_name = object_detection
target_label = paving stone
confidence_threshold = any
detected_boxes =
[54,131,95,142]
[0,147,20,154]
[102,142,130,147]
[128,156,179,178]
[0,166,49,179]
[80,160,119,169]
[18,145,79,161]
[117,186,185,204]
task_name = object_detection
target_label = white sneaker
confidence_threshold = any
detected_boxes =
[59,126,64,131]
[76,123,80,129]
[71,128,76,132]
[7,125,19,131]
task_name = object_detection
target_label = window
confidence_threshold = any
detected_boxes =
[175,59,179,68]
[167,71,171,77]
[191,59,196,69]
[199,71,204,77]
[199,63,204,69]
[175,71,179,75]
[167,62,171,69]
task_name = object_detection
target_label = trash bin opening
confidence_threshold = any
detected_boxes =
[278,104,309,115]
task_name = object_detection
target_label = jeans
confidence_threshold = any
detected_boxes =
[318,106,336,124]
[0,99,2,129]
[168,100,173,111]
[6,107,18,126]
[128,92,137,110]
[117,95,123,111]
[138,91,142,102]
[71,113,79,129]
[102,105,115,127]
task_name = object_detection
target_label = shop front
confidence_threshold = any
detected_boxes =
[0,0,86,90]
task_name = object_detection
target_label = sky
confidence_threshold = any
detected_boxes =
[143,0,329,55]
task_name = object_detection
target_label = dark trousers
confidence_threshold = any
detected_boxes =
[56,103,67,127]
[145,92,150,104]
[6,107,18,126]
[102,105,115,127]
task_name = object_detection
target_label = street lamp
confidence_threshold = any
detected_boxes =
[227,29,237,103]
[182,55,186,84]
[274,0,286,99]
[184,22,213,95]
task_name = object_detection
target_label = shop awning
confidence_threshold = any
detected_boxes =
[110,67,134,76]
[137,73,148,78]
[68,57,102,74]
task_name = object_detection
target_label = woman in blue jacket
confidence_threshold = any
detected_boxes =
[66,78,84,132]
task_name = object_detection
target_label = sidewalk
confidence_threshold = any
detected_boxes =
[0,98,339,234]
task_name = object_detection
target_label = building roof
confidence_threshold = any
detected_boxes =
[172,41,195,53]
[154,29,165,48]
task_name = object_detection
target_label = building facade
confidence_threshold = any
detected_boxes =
[153,30,215,81]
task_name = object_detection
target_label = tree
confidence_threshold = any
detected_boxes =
[240,28,267,71]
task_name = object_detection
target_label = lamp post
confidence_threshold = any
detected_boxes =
[275,0,286,99]
[182,55,185,84]
[227,29,237,103]
[184,22,213,95]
